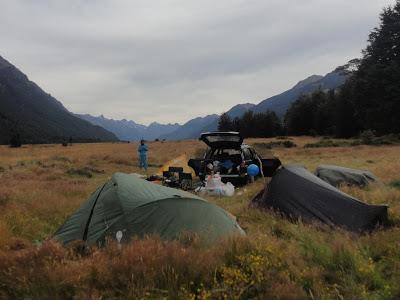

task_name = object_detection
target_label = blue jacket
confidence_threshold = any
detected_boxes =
[138,144,148,156]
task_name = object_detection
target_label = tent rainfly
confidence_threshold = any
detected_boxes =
[54,173,245,245]
[315,164,378,187]
[252,165,388,232]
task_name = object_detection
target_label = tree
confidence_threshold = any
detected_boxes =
[334,59,361,76]
[218,113,233,131]
[348,1,400,134]
[284,94,320,135]
[218,110,283,138]
[332,84,361,137]
[254,111,283,137]
[239,111,255,137]
[9,133,22,148]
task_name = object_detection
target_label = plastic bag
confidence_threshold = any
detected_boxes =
[196,174,235,197]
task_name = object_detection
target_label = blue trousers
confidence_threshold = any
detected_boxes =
[139,155,148,170]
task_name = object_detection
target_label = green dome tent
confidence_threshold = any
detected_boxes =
[54,173,244,245]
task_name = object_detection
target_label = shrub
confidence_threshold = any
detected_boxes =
[359,130,376,145]
[304,140,344,148]
[66,166,104,178]
[308,129,318,137]
[9,134,22,148]
[254,141,297,149]
[389,180,400,189]
[0,191,10,207]
[51,156,72,163]
[282,140,297,148]
[110,158,135,166]
[67,168,93,178]
[371,134,400,145]
[354,132,400,146]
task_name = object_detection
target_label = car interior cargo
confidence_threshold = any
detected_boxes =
[188,132,281,184]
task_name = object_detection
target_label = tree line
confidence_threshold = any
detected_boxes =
[218,111,283,137]
[219,1,400,138]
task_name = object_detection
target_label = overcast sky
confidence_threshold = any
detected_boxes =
[0,0,395,125]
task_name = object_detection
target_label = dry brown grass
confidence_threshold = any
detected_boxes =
[0,137,399,299]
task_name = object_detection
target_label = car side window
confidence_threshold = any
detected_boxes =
[205,148,213,159]
[243,148,252,160]
[250,148,258,159]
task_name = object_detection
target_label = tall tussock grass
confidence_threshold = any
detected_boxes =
[0,237,306,299]
[0,138,400,299]
[1,229,397,299]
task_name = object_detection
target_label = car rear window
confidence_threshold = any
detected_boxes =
[207,148,241,158]
[217,149,241,155]
[205,135,241,144]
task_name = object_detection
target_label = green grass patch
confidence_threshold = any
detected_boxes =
[254,140,297,149]
[304,139,351,148]
[389,180,400,189]
[66,166,104,178]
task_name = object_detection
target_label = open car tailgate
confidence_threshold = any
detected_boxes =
[200,132,243,149]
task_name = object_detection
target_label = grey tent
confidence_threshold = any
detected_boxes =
[252,165,388,232]
[315,164,378,187]
[54,173,245,245]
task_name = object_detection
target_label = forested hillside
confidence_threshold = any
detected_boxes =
[0,56,118,144]
[284,3,400,137]
[220,2,400,138]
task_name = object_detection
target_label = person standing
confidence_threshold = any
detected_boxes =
[138,139,148,171]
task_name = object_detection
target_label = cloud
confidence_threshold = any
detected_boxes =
[0,0,395,124]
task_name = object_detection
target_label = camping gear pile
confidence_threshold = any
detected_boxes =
[252,165,388,232]
[162,166,193,191]
[54,173,244,245]
[188,132,281,184]
[195,163,260,197]
[54,143,388,247]
[196,173,235,197]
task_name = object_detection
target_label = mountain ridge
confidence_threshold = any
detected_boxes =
[186,69,348,138]
[251,69,347,116]
[76,113,180,141]
[0,55,118,144]
[1,53,348,144]
[79,68,347,141]
[159,114,219,140]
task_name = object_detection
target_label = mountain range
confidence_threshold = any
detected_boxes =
[0,56,117,144]
[0,54,347,144]
[78,69,346,141]
[76,114,180,141]
[194,70,348,137]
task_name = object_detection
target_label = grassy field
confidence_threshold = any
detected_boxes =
[0,137,400,299]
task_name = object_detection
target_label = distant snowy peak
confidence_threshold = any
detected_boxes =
[76,114,181,141]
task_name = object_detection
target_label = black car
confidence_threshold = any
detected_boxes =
[188,132,281,184]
